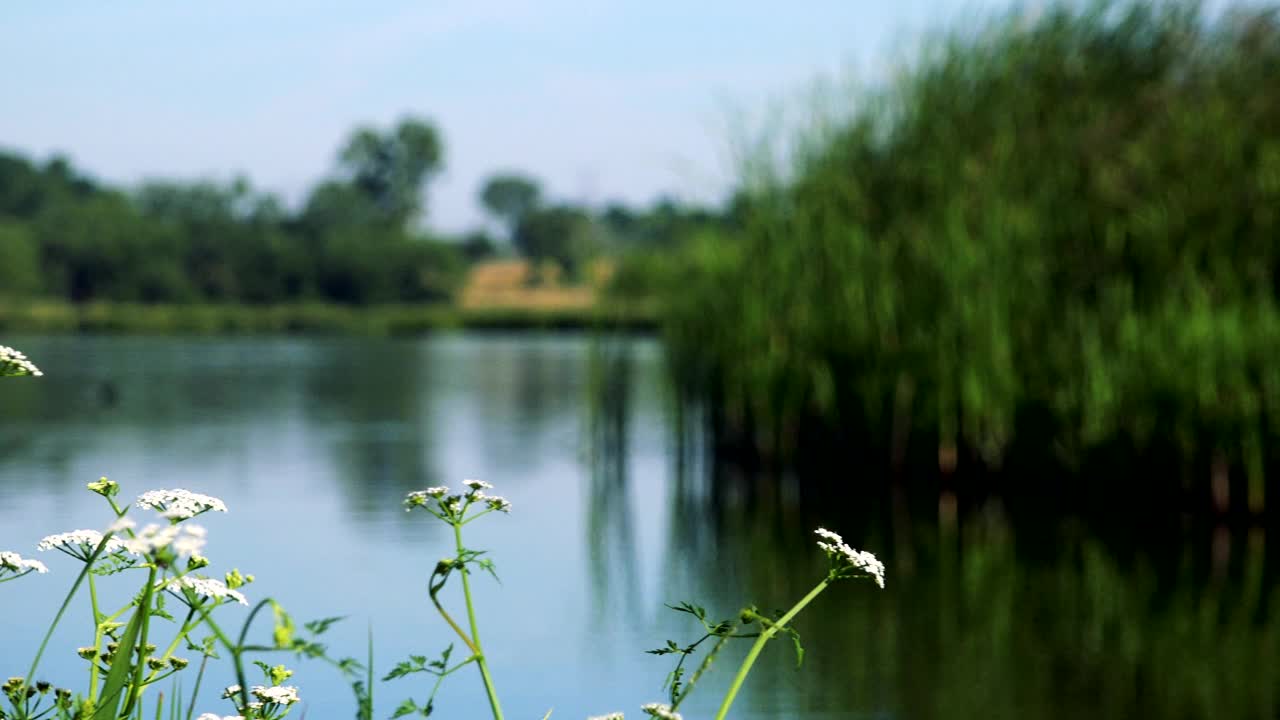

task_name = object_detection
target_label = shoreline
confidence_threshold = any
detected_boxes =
[0,300,658,336]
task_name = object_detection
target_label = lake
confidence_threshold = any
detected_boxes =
[0,334,1272,720]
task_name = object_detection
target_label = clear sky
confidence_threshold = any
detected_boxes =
[0,1,1228,232]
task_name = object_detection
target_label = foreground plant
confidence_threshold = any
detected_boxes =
[630,527,884,720]
[0,345,42,378]
[393,480,511,719]
[0,479,325,720]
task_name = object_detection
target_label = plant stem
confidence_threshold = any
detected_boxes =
[454,522,503,720]
[25,537,117,693]
[713,579,830,720]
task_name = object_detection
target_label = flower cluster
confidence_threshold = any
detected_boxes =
[640,703,682,719]
[196,715,245,720]
[37,529,130,562]
[163,575,249,606]
[0,550,48,577]
[220,682,300,718]
[251,685,300,706]
[0,345,42,377]
[404,479,512,519]
[137,488,228,520]
[122,521,208,558]
[815,528,886,588]
[587,713,626,720]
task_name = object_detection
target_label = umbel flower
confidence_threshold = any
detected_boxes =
[124,522,208,558]
[37,530,130,562]
[815,528,886,588]
[0,550,48,577]
[0,345,42,377]
[640,703,682,720]
[404,479,512,516]
[136,489,228,521]
[163,575,249,606]
[587,713,626,720]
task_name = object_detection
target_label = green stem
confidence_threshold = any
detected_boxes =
[122,566,158,716]
[87,573,103,701]
[144,608,198,684]
[713,579,830,720]
[24,536,119,692]
[453,522,503,720]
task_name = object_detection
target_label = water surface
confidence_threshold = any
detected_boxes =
[0,334,1272,719]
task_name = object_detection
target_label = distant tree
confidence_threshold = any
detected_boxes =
[338,116,444,226]
[512,205,600,278]
[0,223,42,297]
[478,173,541,238]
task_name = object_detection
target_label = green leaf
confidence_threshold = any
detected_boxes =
[94,584,151,720]
[305,616,347,635]
[390,699,419,719]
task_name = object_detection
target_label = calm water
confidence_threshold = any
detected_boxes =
[0,334,1274,719]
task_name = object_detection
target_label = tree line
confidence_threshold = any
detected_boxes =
[0,119,723,306]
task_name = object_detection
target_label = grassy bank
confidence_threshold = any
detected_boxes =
[0,300,657,335]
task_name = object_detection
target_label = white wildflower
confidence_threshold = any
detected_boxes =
[0,345,43,377]
[485,495,512,513]
[814,528,886,588]
[815,527,843,544]
[164,576,248,606]
[588,713,626,720]
[38,530,129,561]
[640,703,681,720]
[221,685,241,699]
[251,685,299,705]
[424,486,449,498]
[136,489,227,520]
[196,714,243,720]
[464,479,493,490]
[107,517,136,533]
[125,523,207,558]
[0,551,48,575]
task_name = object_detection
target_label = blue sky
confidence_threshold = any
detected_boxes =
[0,1,1222,232]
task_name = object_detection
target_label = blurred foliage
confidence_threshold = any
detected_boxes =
[0,116,465,306]
[645,1,1280,495]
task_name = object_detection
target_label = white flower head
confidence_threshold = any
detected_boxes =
[196,714,243,720]
[0,551,48,577]
[404,487,450,511]
[164,575,248,606]
[251,685,299,705]
[125,523,207,558]
[588,713,626,720]
[221,685,242,699]
[0,345,43,377]
[38,530,130,562]
[814,528,885,588]
[485,495,512,513]
[107,517,136,533]
[464,479,493,490]
[136,489,227,521]
[640,703,682,720]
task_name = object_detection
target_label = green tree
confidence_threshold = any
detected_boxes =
[512,205,600,278]
[338,117,444,227]
[478,173,541,239]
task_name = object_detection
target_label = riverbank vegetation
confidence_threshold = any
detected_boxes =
[0,119,714,323]
[621,1,1280,510]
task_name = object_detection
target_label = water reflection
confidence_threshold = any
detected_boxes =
[0,335,1275,719]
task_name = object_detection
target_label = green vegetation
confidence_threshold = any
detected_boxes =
[634,2,1280,500]
[0,117,717,317]
[0,301,654,335]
